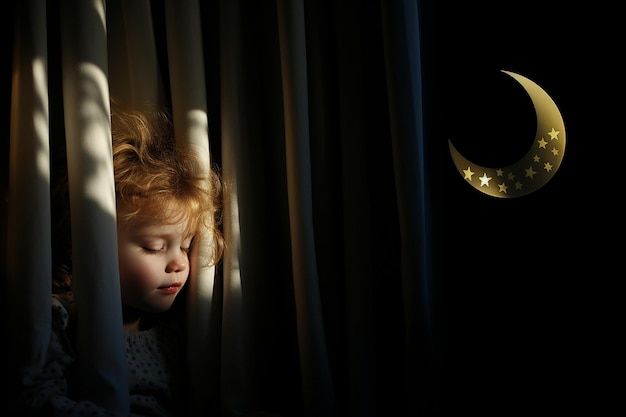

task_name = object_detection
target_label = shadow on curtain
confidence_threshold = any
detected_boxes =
[2,0,441,416]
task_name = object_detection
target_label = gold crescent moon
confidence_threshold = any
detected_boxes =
[449,70,566,198]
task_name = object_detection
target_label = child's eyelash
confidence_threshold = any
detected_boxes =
[142,246,191,254]
[141,247,162,254]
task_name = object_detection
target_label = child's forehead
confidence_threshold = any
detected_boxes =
[118,199,197,226]
[131,221,190,238]
[118,212,196,241]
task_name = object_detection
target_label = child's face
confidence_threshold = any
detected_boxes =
[116,216,193,314]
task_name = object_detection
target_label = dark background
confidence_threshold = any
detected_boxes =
[432,1,618,413]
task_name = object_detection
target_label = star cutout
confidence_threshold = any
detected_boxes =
[507,172,515,181]
[551,147,559,156]
[537,138,548,149]
[525,166,537,179]
[479,173,492,186]
[544,162,553,172]
[463,166,475,180]
[498,182,508,193]
[548,127,559,140]
[533,154,540,163]
[514,181,523,190]
[496,168,504,177]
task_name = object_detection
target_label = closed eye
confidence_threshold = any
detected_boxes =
[141,247,164,254]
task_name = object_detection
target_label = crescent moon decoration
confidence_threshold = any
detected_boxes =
[449,70,566,198]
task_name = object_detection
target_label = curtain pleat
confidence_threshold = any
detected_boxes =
[59,0,129,412]
[218,1,252,414]
[7,0,52,400]
[107,0,165,108]
[276,1,336,416]
[163,1,219,415]
[381,0,439,412]
[331,2,378,415]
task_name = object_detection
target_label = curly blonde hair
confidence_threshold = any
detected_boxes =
[52,104,224,290]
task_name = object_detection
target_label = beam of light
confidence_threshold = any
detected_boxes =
[76,61,116,218]
[224,183,242,294]
[184,109,211,165]
[33,57,50,183]
[93,0,106,34]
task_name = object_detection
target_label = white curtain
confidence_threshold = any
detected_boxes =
[6,0,440,416]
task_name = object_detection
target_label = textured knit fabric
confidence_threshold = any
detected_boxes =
[16,292,187,416]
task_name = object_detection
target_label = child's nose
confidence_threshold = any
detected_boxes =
[166,253,187,273]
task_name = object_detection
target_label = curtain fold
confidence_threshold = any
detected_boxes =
[163,1,218,415]
[7,0,52,402]
[59,0,129,412]
[276,0,336,416]
[331,2,379,415]
[381,0,439,412]
[218,1,255,414]
[107,0,165,108]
